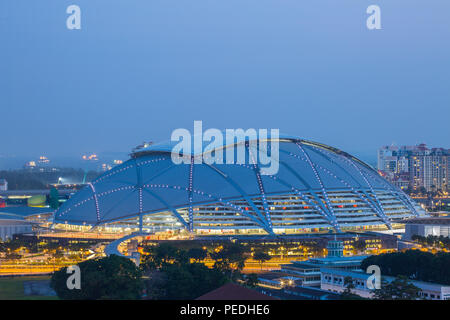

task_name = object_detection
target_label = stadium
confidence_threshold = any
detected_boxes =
[53,134,425,237]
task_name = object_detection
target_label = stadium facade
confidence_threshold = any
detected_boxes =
[54,135,425,236]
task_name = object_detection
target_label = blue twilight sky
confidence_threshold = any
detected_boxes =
[0,0,449,163]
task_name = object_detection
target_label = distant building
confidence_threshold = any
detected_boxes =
[377,145,410,174]
[24,161,37,169]
[403,217,450,240]
[0,179,7,191]
[101,163,112,172]
[0,212,33,241]
[82,154,99,161]
[38,156,50,165]
[320,268,450,300]
[378,144,450,192]
[24,157,54,172]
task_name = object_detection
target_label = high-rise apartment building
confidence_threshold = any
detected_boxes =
[377,145,410,174]
[378,144,449,192]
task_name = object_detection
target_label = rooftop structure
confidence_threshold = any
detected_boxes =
[281,286,341,300]
[54,135,425,237]
[196,282,277,300]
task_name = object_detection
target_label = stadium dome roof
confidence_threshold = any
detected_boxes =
[54,135,423,235]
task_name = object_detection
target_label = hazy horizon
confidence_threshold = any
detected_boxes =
[2,1,449,160]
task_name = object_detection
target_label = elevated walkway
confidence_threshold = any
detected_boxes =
[104,232,147,264]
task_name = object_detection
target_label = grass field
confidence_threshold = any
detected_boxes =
[0,276,59,300]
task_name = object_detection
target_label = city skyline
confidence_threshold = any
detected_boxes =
[378,143,450,193]
[1,140,449,171]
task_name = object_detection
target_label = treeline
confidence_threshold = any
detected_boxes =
[0,237,93,254]
[412,235,450,250]
[405,186,447,197]
[0,169,100,190]
[361,250,450,285]
[51,255,143,300]
[140,243,256,299]
[50,243,262,300]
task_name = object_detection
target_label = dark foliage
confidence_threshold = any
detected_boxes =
[51,254,143,299]
[361,250,450,285]
[373,276,421,300]
[150,263,228,299]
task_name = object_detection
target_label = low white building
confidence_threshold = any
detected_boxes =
[321,268,450,300]
[0,213,33,241]
[403,217,450,240]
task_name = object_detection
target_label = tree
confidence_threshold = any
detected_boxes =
[49,187,60,209]
[147,262,228,300]
[373,276,421,300]
[53,249,64,260]
[253,250,271,270]
[343,276,355,293]
[411,235,424,243]
[210,243,248,274]
[244,273,259,288]
[51,254,143,300]
[353,239,366,254]
[305,242,322,257]
[144,270,167,300]
[340,276,364,300]
[187,247,207,262]
[5,252,21,260]
[418,187,427,195]
[2,238,24,251]
[140,243,229,299]
[361,250,450,285]
[140,243,187,270]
